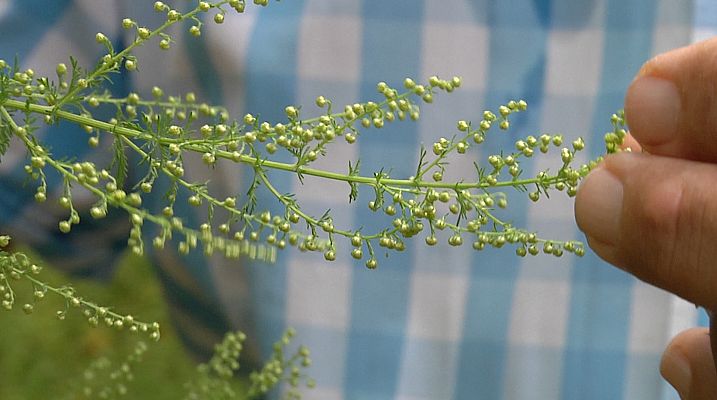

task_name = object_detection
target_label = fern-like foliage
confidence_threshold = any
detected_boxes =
[0,0,631,398]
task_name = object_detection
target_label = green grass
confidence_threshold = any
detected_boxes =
[0,250,202,399]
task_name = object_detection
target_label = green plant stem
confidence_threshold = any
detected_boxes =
[0,99,571,193]
[255,167,341,237]
[0,105,274,263]
[23,92,230,117]
[120,135,306,243]
[6,262,155,332]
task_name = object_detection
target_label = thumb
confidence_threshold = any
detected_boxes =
[661,327,717,399]
[626,37,717,162]
[575,151,717,310]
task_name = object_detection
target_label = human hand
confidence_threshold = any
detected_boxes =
[575,37,717,399]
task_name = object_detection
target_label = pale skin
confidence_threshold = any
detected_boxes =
[575,37,717,399]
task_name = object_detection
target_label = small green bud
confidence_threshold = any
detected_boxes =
[448,234,463,246]
[167,10,181,21]
[315,95,327,107]
[90,207,106,219]
[573,137,585,151]
[285,106,298,119]
[59,221,71,233]
[167,125,182,135]
[137,27,151,40]
[561,148,573,163]
[188,195,201,206]
[324,250,336,261]
[457,120,469,132]
[351,248,363,259]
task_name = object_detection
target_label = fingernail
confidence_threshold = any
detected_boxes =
[625,76,681,146]
[574,167,623,246]
[661,349,692,398]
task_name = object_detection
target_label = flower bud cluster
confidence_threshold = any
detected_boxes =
[184,330,247,399]
[0,236,160,340]
[185,328,313,399]
[344,97,591,267]
[247,328,314,399]
[117,1,261,68]
[604,110,628,153]
[74,341,148,399]
[0,1,635,397]
[0,0,601,279]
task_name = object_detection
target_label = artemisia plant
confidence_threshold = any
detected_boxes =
[0,0,628,398]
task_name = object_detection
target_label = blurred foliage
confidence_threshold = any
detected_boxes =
[0,250,216,400]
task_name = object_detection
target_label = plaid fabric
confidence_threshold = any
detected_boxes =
[0,1,705,399]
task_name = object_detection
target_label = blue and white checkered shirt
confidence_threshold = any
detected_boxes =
[0,1,711,399]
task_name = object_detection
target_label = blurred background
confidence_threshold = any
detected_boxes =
[0,249,229,400]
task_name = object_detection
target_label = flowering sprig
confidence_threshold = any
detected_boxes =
[0,0,634,272]
[66,341,149,400]
[60,327,313,399]
[0,0,635,397]
[0,0,631,327]
[0,76,601,271]
[184,328,314,400]
[0,235,160,340]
